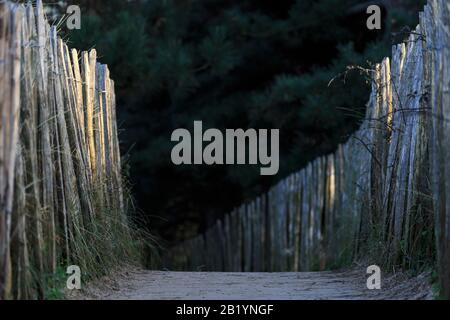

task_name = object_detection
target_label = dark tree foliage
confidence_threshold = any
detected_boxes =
[61,0,425,245]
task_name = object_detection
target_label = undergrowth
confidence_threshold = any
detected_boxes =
[38,173,159,300]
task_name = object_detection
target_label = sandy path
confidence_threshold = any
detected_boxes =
[68,267,433,300]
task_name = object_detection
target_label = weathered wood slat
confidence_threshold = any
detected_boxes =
[0,0,128,299]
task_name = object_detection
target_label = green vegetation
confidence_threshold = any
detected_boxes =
[43,267,66,300]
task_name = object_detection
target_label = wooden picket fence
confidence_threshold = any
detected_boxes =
[166,0,450,298]
[0,1,127,299]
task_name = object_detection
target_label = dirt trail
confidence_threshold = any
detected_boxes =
[68,267,433,300]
